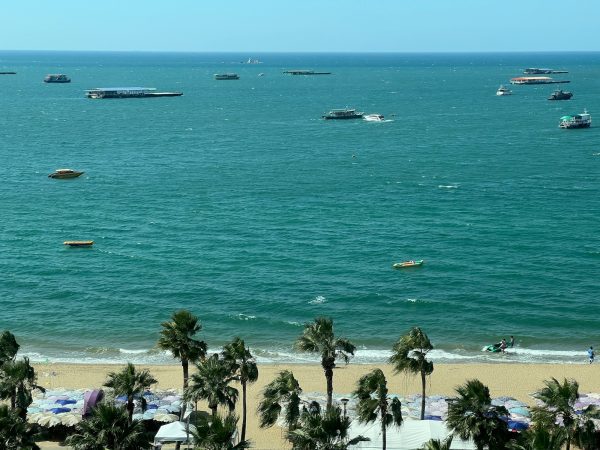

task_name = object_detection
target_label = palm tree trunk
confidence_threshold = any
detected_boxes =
[211,404,218,417]
[127,396,134,423]
[182,358,189,389]
[241,381,247,442]
[10,394,15,410]
[420,370,426,420]
[325,366,334,409]
[382,417,387,450]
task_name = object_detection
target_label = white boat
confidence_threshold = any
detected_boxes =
[559,110,591,129]
[496,85,512,96]
[363,114,385,122]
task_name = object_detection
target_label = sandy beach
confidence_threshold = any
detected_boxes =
[33,361,600,449]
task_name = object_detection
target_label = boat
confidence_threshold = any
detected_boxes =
[548,89,573,100]
[510,76,570,85]
[524,68,568,74]
[48,168,84,179]
[484,343,502,353]
[44,74,71,83]
[322,108,364,120]
[0,71,17,75]
[86,87,182,99]
[559,110,591,129]
[64,241,94,247]
[392,260,424,269]
[245,58,262,64]
[283,70,332,75]
[496,85,512,96]
[214,73,240,80]
[363,114,385,122]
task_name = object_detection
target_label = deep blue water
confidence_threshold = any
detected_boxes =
[1,51,599,364]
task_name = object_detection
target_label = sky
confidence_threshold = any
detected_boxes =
[2,0,599,53]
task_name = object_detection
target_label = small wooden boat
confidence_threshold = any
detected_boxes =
[393,260,424,269]
[64,241,94,247]
[49,168,84,179]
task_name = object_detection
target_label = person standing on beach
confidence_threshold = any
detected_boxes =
[509,336,515,348]
[588,346,595,364]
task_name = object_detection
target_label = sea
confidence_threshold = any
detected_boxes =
[1,51,599,366]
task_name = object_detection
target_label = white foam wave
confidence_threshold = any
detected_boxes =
[438,184,459,189]
[309,295,326,305]
[119,348,149,354]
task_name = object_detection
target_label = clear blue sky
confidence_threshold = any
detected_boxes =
[2,0,599,53]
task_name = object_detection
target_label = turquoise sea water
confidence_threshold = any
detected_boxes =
[1,51,599,365]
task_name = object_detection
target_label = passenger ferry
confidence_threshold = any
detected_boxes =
[510,76,570,85]
[214,73,240,80]
[85,87,182,99]
[44,74,71,83]
[559,110,591,129]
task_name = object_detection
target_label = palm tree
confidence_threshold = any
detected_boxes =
[158,309,207,390]
[0,331,20,365]
[0,357,45,419]
[222,337,258,443]
[446,379,510,450]
[353,368,403,450]
[420,436,453,450]
[66,402,151,450]
[389,327,433,420]
[287,403,369,450]
[295,317,355,409]
[185,353,238,417]
[192,413,251,450]
[0,404,40,450]
[104,362,157,423]
[257,370,302,432]
[509,424,566,450]
[532,377,600,450]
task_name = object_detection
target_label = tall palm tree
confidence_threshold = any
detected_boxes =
[295,317,355,409]
[0,331,20,365]
[66,402,151,450]
[257,370,302,432]
[104,362,157,423]
[222,337,258,443]
[389,327,433,420]
[0,404,40,450]
[420,436,453,450]
[509,424,566,450]
[446,379,510,450]
[158,309,207,390]
[532,377,600,450]
[0,357,45,419]
[192,413,251,450]
[185,353,239,417]
[287,403,369,450]
[353,368,402,450]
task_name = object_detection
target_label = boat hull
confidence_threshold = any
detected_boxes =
[64,241,94,247]
[393,260,424,269]
[48,171,84,179]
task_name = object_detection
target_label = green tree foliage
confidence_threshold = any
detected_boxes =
[185,353,238,417]
[0,331,20,365]
[420,436,453,450]
[104,363,157,423]
[66,402,151,450]
[389,327,433,420]
[0,404,40,450]
[192,413,251,450]
[257,370,302,432]
[0,357,45,419]
[222,337,258,442]
[158,310,207,390]
[446,379,510,450]
[295,317,355,409]
[353,368,402,450]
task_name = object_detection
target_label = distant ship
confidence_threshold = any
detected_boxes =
[245,58,262,64]
[510,76,570,85]
[284,70,332,75]
[496,85,512,96]
[559,110,591,129]
[548,89,573,101]
[85,87,182,99]
[524,68,568,74]
[44,74,71,83]
[214,73,240,80]
[322,108,364,120]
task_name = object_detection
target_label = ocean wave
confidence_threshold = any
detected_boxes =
[308,295,326,305]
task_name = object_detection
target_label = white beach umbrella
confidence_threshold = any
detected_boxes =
[27,412,45,424]
[153,412,179,423]
[60,413,82,427]
[38,414,63,428]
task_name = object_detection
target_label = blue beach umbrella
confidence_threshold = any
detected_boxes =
[50,407,71,414]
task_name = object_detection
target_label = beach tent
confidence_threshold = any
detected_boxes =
[351,420,477,450]
[154,421,197,445]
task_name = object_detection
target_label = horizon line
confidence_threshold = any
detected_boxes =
[1,49,600,54]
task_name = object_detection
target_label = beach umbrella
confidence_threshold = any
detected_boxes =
[60,413,82,427]
[50,407,71,414]
[27,412,45,424]
[154,412,179,423]
[508,420,529,431]
[509,407,530,417]
[39,414,63,428]
[143,410,156,421]
[56,399,77,405]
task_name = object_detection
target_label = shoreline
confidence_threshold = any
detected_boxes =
[33,362,600,449]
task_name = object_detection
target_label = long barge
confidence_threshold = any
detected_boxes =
[510,76,570,85]
[284,70,332,75]
[85,87,183,99]
[0,71,17,75]
[524,68,568,74]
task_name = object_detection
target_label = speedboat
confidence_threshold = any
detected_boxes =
[393,260,424,269]
[64,241,94,247]
[496,85,512,96]
[48,168,84,179]
[363,114,385,122]
[548,89,573,100]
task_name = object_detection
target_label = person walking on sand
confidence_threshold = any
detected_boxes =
[588,346,595,364]
[500,338,507,353]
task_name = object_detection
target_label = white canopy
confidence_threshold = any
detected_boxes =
[351,420,477,450]
[154,421,197,444]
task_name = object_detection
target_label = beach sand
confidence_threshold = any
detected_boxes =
[34,362,600,449]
